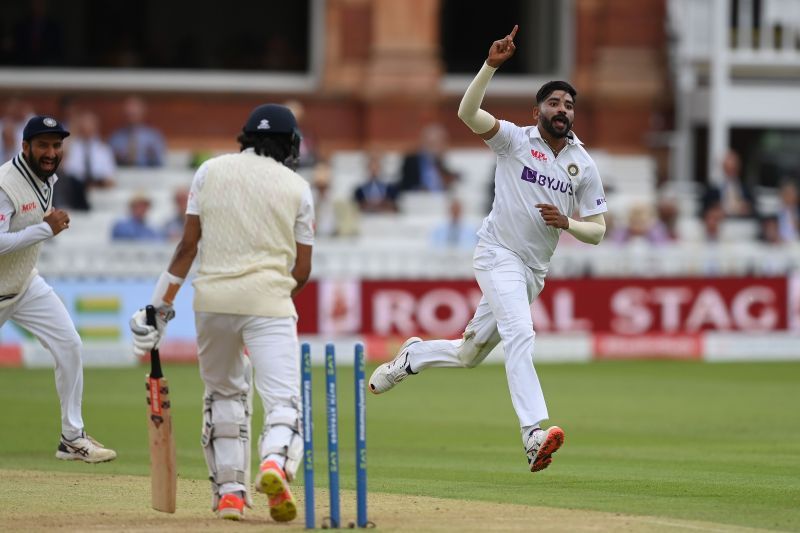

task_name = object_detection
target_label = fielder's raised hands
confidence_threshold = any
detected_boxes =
[487,25,518,68]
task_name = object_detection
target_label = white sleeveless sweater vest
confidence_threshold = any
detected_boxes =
[0,154,53,308]
[192,152,309,318]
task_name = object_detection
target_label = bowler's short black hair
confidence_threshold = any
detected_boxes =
[536,81,577,104]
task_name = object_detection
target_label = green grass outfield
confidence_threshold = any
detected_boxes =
[1,360,799,531]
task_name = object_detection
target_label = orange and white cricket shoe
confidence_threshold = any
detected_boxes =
[217,492,245,520]
[525,426,565,472]
[255,460,297,522]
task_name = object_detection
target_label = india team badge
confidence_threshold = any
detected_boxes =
[43,117,57,127]
[567,163,579,178]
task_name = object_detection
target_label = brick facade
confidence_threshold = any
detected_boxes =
[2,0,670,157]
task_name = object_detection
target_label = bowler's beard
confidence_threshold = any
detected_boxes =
[24,148,61,180]
[540,113,572,139]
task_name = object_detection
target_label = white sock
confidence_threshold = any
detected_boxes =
[521,424,541,445]
[219,483,246,495]
[265,454,286,468]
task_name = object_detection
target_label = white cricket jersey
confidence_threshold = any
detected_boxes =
[478,120,607,271]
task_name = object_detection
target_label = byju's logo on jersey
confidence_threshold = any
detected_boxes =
[520,166,573,196]
[257,119,271,130]
[531,149,548,162]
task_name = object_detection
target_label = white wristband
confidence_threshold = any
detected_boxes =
[150,271,185,307]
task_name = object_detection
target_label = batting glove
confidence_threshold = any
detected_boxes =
[129,305,175,356]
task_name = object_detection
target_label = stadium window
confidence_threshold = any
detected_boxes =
[439,0,573,94]
[692,127,800,189]
[0,0,321,92]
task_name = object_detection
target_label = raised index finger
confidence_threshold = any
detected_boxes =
[509,25,519,40]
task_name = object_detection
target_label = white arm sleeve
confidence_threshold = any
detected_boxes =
[0,189,53,255]
[566,213,606,245]
[457,62,499,134]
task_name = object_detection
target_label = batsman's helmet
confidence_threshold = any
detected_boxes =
[242,104,302,168]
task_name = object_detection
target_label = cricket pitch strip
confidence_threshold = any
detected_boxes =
[0,469,768,532]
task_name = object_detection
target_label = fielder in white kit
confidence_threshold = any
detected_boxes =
[0,115,117,463]
[130,104,314,522]
[369,26,608,472]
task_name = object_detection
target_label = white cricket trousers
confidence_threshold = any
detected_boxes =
[407,243,548,427]
[195,312,299,495]
[0,275,84,439]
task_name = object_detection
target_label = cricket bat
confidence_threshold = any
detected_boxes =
[145,305,177,513]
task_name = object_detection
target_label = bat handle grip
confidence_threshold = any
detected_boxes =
[145,305,164,379]
[145,305,157,328]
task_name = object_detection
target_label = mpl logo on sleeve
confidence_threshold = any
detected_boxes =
[21,202,37,213]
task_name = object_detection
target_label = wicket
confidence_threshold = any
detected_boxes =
[301,342,369,529]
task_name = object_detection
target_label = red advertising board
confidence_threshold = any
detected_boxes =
[301,277,790,337]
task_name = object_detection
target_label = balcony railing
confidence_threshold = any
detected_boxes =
[669,0,800,69]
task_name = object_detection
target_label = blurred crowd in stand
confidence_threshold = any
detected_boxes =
[0,95,174,240]
[2,94,798,251]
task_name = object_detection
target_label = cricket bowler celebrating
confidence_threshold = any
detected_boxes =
[370,26,608,472]
[130,104,314,521]
[0,116,117,463]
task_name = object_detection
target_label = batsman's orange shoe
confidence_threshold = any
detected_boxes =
[217,492,245,521]
[256,460,297,522]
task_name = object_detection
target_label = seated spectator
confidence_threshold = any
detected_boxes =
[58,94,80,131]
[430,197,478,250]
[776,180,799,242]
[652,195,680,242]
[353,152,398,213]
[311,160,358,238]
[108,96,165,167]
[312,161,337,237]
[701,149,755,218]
[702,199,725,242]
[759,215,782,245]
[58,110,116,211]
[611,203,670,245]
[161,186,190,241]
[111,191,161,241]
[397,123,458,193]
